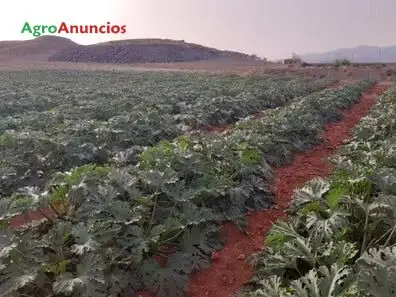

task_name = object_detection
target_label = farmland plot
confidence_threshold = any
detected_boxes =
[0,71,333,196]
[237,86,396,297]
[0,72,373,297]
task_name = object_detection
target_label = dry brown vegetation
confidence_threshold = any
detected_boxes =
[0,36,395,83]
[0,36,77,61]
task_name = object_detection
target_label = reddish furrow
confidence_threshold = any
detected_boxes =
[8,81,390,297]
[186,82,391,297]
[203,80,348,134]
[9,205,55,228]
[8,81,344,229]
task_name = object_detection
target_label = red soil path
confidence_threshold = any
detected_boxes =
[185,82,391,297]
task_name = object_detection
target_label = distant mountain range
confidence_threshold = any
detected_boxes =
[300,45,396,63]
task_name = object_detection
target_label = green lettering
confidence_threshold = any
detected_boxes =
[33,25,41,37]
[48,25,57,33]
[21,22,32,34]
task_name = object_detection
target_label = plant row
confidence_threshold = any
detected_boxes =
[237,86,396,297]
[0,81,373,297]
[0,71,333,196]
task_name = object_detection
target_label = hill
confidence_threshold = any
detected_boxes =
[300,45,396,63]
[48,38,259,64]
[0,36,78,60]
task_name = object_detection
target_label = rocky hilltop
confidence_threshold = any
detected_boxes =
[0,36,258,64]
[48,38,258,64]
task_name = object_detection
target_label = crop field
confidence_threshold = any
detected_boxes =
[0,71,334,196]
[237,85,396,297]
[0,70,392,297]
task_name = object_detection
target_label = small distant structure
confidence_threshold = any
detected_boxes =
[249,54,268,61]
[283,53,303,65]
[283,58,299,64]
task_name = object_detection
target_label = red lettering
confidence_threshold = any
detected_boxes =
[99,25,106,34]
[57,22,126,35]
[111,26,121,34]
[79,25,88,33]
[70,25,78,33]
[57,22,69,34]
[89,25,98,34]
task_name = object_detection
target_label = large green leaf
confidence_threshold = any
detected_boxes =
[53,254,106,297]
[290,178,331,213]
[71,223,100,256]
[141,258,188,297]
[238,276,290,297]
[305,210,349,241]
[291,264,355,297]
[357,246,396,297]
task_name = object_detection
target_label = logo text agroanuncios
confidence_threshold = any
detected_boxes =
[21,21,127,37]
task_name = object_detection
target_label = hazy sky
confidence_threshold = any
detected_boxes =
[0,0,394,59]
